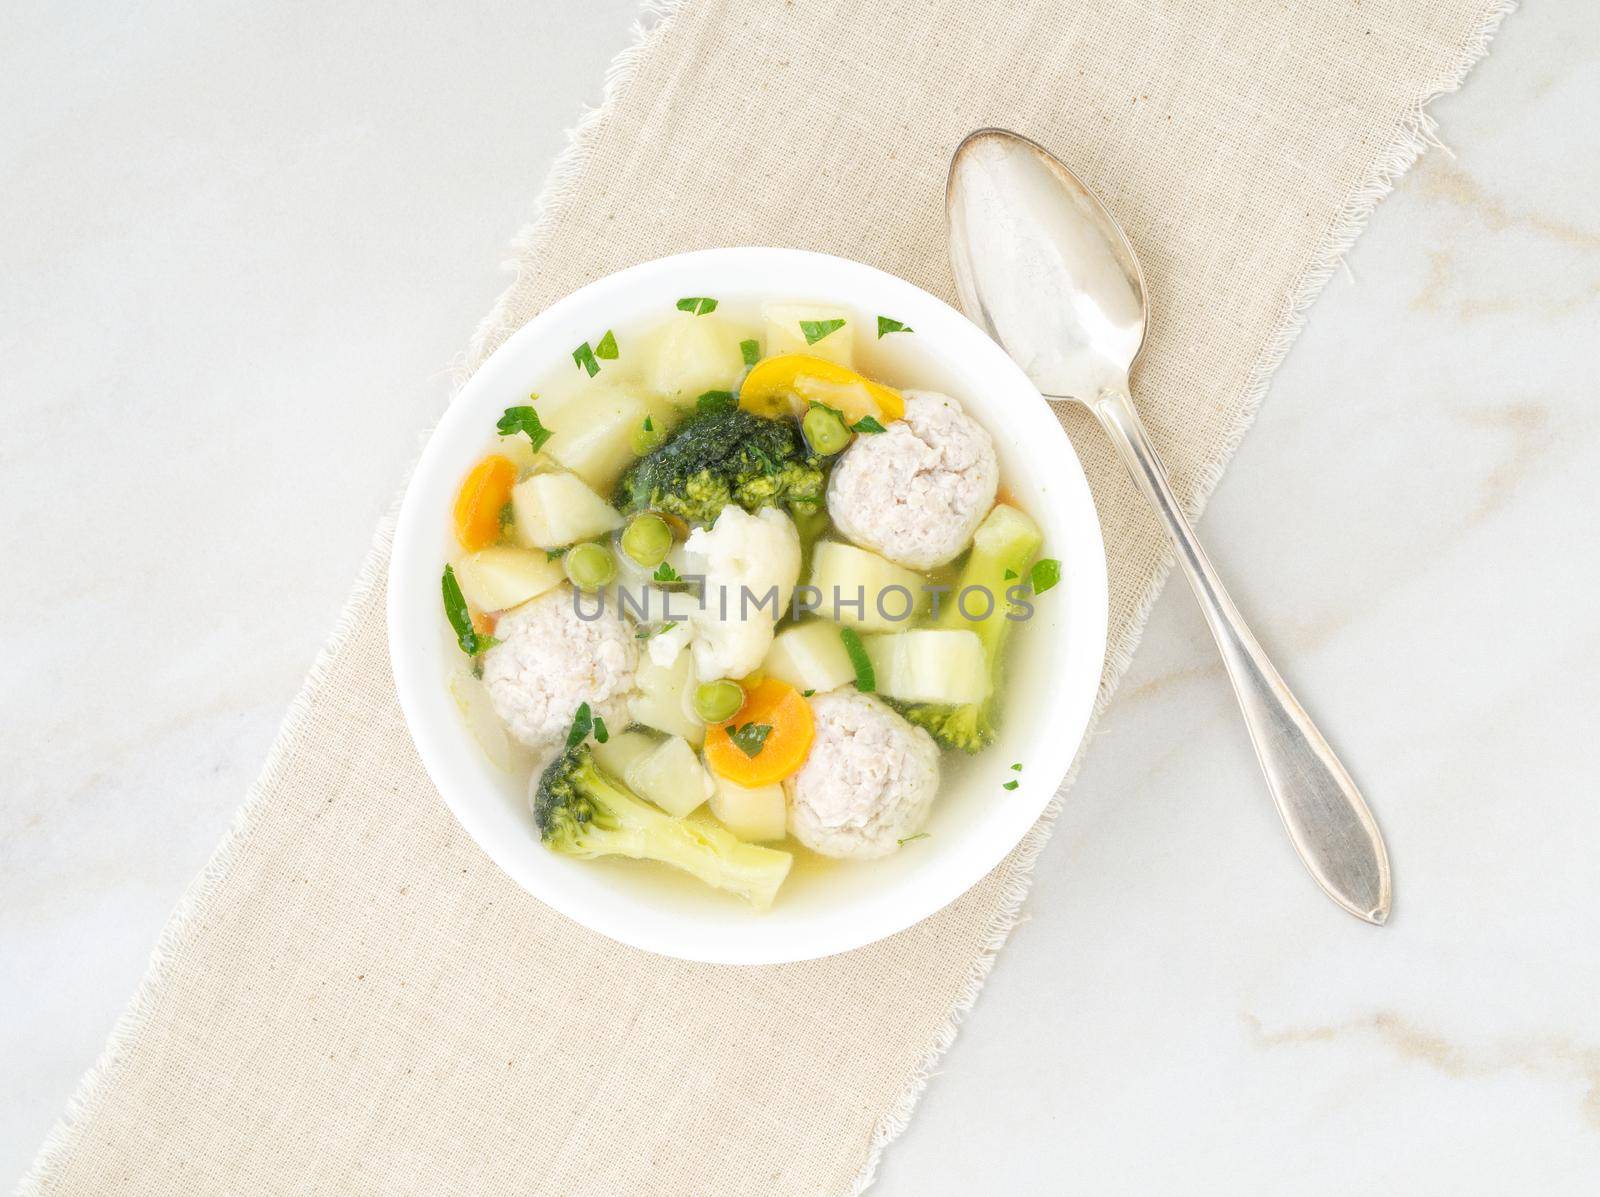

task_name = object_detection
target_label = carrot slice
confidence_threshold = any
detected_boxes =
[739,354,906,424]
[703,677,816,787]
[452,454,517,552]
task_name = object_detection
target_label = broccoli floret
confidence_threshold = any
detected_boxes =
[534,742,793,907]
[897,504,1044,753]
[617,407,825,526]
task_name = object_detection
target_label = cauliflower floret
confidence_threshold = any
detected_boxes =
[481,585,636,751]
[827,390,999,570]
[683,504,800,680]
[785,690,940,858]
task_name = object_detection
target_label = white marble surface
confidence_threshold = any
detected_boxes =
[4,2,1598,1192]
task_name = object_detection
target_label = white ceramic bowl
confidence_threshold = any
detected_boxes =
[389,247,1107,964]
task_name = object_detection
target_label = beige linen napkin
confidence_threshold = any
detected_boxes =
[23,1,1509,1193]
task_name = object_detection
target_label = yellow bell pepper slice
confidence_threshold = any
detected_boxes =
[739,354,906,425]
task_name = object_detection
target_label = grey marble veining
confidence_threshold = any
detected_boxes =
[3,2,1597,1192]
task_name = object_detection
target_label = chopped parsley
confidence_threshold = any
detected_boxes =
[592,715,610,743]
[840,626,875,692]
[545,546,569,561]
[696,389,736,415]
[642,415,654,432]
[573,341,600,376]
[636,621,678,641]
[1002,779,1019,791]
[564,702,594,750]
[594,329,618,359]
[877,315,913,338]
[740,338,760,366]
[441,565,497,657]
[1011,762,1023,771]
[1003,567,1018,581]
[497,501,514,531]
[676,296,718,315]
[897,832,930,845]
[1030,558,1062,595]
[851,415,886,434]
[652,561,681,584]
[728,722,772,758]
[496,404,553,453]
[799,317,846,345]
[801,689,815,698]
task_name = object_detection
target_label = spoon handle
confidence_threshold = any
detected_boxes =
[1089,386,1392,924]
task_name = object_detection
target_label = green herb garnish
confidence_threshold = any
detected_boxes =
[1011,762,1023,771]
[1002,779,1019,791]
[801,689,815,698]
[696,389,736,415]
[441,565,497,657]
[573,342,600,376]
[728,722,773,758]
[840,626,875,692]
[851,415,886,434]
[897,832,930,845]
[1030,558,1062,595]
[636,620,678,641]
[498,501,514,532]
[595,330,618,359]
[497,404,553,453]
[740,339,760,366]
[800,318,846,345]
[546,546,569,561]
[643,415,654,431]
[652,561,681,584]
[1003,567,1017,581]
[592,715,610,743]
[564,702,594,749]
[877,316,913,338]
[677,296,718,316]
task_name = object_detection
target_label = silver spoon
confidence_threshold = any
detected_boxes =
[947,127,1391,924]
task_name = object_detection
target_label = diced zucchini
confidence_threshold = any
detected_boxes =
[510,471,623,550]
[453,545,566,612]
[708,774,788,842]
[807,541,927,631]
[762,302,854,367]
[626,735,712,818]
[864,629,990,705]
[591,729,659,782]
[543,383,651,491]
[763,620,856,693]
[628,648,705,746]
[641,314,752,406]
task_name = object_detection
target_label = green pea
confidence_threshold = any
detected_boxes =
[563,542,615,592]
[693,679,745,724]
[620,513,673,568]
[632,418,666,456]
[802,404,851,456]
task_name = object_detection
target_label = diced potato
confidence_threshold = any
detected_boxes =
[864,629,990,705]
[448,665,531,774]
[626,735,713,818]
[453,546,566,612]
[807,541,928,631]
[762,302,854,368]
[592,729,659,782]
[709,774,788,842]
[510,471,622,550]
[640,313,752,406]
[628,648,705,746]
[763,620,856,694]
[543,383,651,491]
[495,433,541,475]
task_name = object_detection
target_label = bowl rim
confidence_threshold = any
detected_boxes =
[388,246,1108,963]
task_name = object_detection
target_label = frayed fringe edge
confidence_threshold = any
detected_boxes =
[842,2,1517,1193]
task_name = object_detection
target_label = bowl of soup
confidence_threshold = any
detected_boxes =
[389,247,1107,963]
